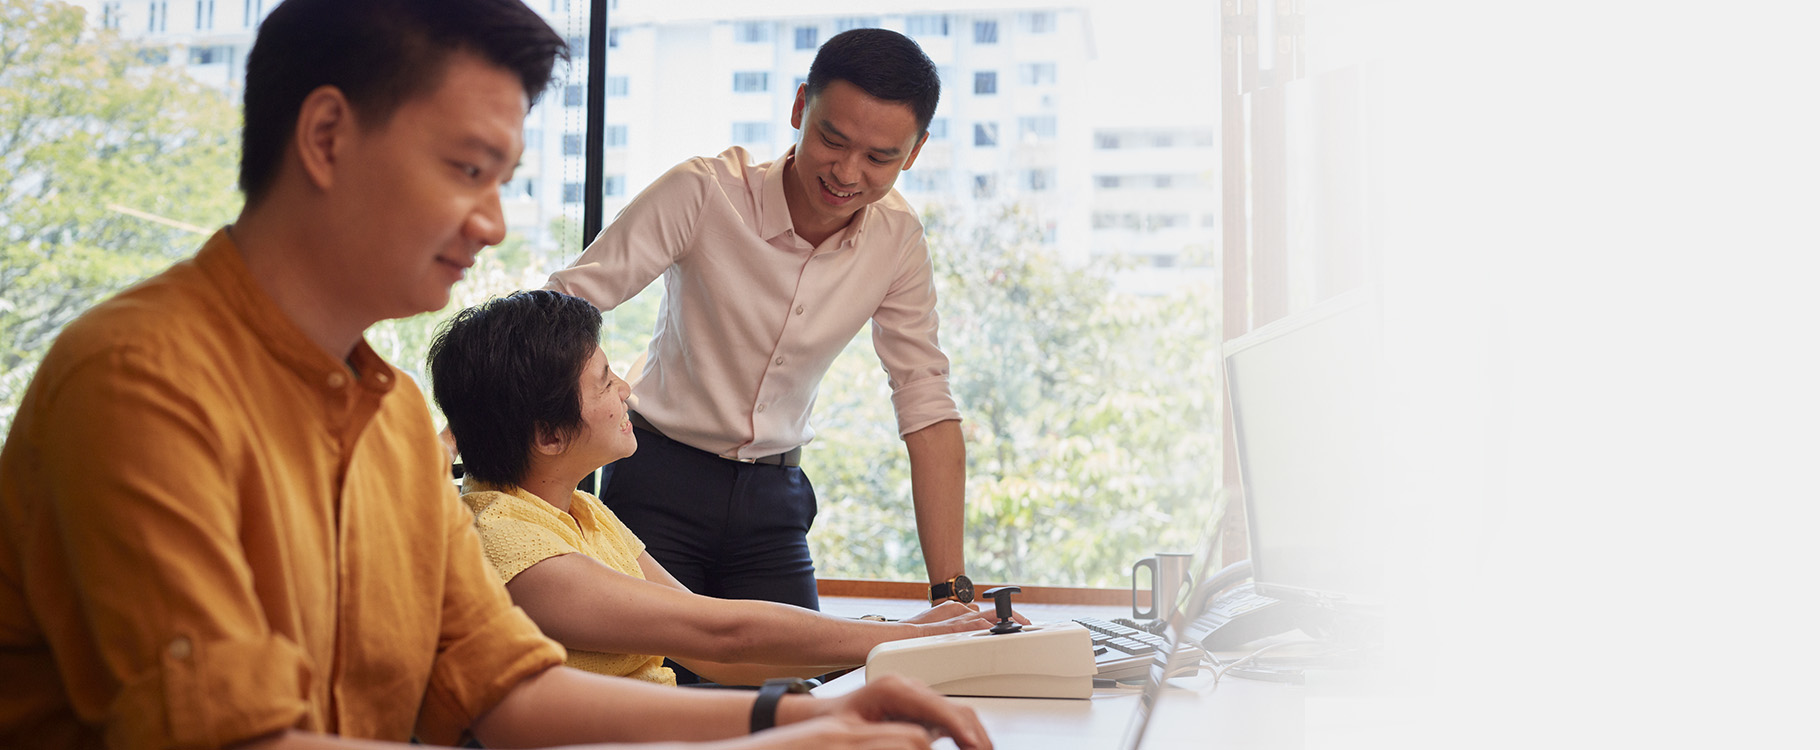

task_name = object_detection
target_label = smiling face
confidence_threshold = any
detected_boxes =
[784,79,927,244]
[565,346,637,469]
[325,51,527,321]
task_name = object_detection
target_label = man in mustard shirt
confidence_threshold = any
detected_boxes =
[0,1,989,749]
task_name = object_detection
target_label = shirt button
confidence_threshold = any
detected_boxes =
[167,637,192,660]
[774,356,785,366]
[376,372,391,384]
[326,373,347,389]
[756,403,767,414]
[795,305,805,315]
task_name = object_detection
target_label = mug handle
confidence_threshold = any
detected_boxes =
[1132,556,1158,619]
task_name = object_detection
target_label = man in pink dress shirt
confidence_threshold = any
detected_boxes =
[545,30,970,665]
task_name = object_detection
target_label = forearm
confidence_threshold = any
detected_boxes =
[905,420,967,584]
[473,665,757,746]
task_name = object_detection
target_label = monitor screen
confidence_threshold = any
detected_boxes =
[1224,289,1386,610]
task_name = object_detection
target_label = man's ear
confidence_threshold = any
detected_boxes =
[533,423,572,457]
[901,131,929,172]
[790,83,808,131]
[293,85,356,193]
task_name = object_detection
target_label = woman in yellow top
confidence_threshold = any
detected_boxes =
[426,290,998,686]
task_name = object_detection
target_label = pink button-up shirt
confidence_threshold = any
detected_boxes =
[547,146,959,460]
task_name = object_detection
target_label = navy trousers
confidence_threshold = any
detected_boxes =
[598,426,821,612]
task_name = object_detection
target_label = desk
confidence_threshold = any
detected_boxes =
[817,595,1309,750]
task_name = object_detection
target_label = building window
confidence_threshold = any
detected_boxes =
[242,0,261,26]
[1096,175,1121,189]
[188,46,227,65]
[568,35,587,59]
[1020,62,1057,86]
[973,71,997,96]
[1095,133,1122,149]
[973,122,998,147]
[972,174,996,199]
[1153,133,1176,147]
[604,124,628,147]
[906,14,949,37]
[563,182,585,204]
[563,85,584,107]
[1023,169,1054,191]
[973,19,998,44]
[794,26,818,50]
[733,71,769,93]
[608,27,620,48]
[606,76,629,97]
[136,46,170,65]
[834,17,880,33]
[147,1,167,32]
[732,122,772,144]
[735,21,771,43]
[1021,11,1056,34]
[604,175,625,198]
[902,169,949,192]
[927,118,949,141]
[102,1,122,29]
[195,0,214,30]
[1154,175,1175,188]
[562,133,584,157]
[1018,116,1057,141]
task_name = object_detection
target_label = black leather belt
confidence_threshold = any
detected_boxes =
[628,411,802,467]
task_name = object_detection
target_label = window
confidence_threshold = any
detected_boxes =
[973,71,997,96]
[733,71,769,93]
[195,0,213,30]
[147,1,167,32]
[188,46,227,65]
[901,169,949,192]
[604,124,628,147]
[1095,133,1121,149]
[603,175,625,197]
[834,17,879,33]
[1020,63,1057,87]
[1154,175,1174,188]
[927,118,949,141]
[242,0,261,26]
[973,19,998,44]
[906,14,949,37]
[606,76,629,97]
[608,27,620,48]
[1018,116,1057,141]
[972,173,996,199]
[1095,175,1121,189]
[568,35,587,59]
[563,84,584,107]
[1021,11,1056,34]
[563,182,585,204]
[135,46,170,65]
[562,133,584,157]
[735,21,771,43]
[973,122,998,147]
[794,26,818,50]
[731,122,772,144]
[102,1,122,29]
[1022,169,1054,191]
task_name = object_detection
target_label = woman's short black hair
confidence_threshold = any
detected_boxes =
[427,290,602,487]
[805,28,941,135]
[239,0,568,207]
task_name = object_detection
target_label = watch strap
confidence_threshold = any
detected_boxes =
[749,677,811,733]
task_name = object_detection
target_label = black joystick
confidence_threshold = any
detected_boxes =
[981,585,1023,634]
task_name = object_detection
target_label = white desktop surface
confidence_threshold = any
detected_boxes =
[814,666,1304,750]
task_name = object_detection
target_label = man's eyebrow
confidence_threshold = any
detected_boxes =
[462,135,509,165]
[819,119,904,158]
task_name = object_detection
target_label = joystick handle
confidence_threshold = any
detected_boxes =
[981,585,1023,634]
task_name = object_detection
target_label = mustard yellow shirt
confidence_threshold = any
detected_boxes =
[0,231,565,748]
[463,483,677,685]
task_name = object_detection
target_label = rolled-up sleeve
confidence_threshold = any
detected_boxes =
[36,348,313,749]
[871,233,962,436]
[415,492,565,745]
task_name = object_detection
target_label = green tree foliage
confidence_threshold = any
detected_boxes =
[807,204,1225,587]
[0,0,239,433]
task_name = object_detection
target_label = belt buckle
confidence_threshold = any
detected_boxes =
[731,456,758,464]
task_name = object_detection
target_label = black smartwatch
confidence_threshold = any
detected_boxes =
[928,573,974,604]
[749,677,812,733]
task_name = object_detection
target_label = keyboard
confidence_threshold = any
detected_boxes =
[1074,617,1177,679]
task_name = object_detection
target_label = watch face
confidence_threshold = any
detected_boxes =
[953,575,974,602]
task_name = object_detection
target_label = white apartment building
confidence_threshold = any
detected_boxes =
[76,0,1216,282]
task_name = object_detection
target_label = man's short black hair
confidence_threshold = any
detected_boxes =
[805,28,941,135]
[239,0,567,206]
[427,290,602,487]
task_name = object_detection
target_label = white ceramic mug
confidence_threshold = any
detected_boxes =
[1132,552,1195,620]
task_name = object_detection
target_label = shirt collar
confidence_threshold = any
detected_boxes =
[759,146,871,250]
[196,228,399,397]
[463,480,601,529]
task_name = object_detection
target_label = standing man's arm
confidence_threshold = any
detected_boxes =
[904,419,967,587]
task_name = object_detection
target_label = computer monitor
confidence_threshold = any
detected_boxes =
[1224,288,1386,618]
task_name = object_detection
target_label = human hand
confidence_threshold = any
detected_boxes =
[730,714,947,750]
[901,600,1029,627]
[776,675,992,750]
